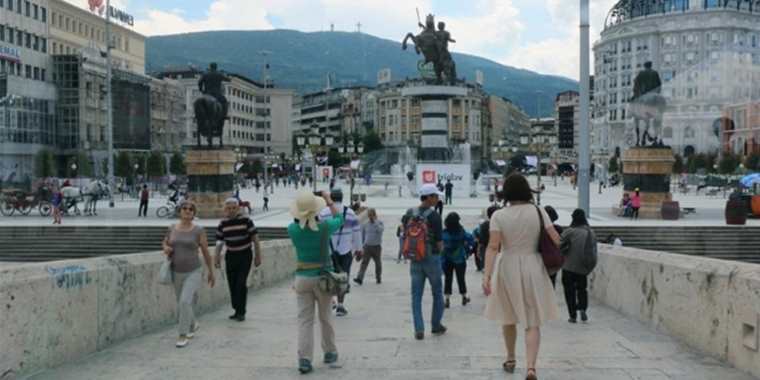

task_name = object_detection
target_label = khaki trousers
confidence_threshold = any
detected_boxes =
[295,276,337,361]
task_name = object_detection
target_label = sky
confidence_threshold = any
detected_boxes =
[65,0,620,80]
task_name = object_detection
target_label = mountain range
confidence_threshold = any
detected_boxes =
[146,30,579,117]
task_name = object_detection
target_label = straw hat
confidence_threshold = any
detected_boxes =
[290,191,326,231]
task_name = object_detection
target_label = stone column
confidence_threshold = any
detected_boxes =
[185,149,235,218]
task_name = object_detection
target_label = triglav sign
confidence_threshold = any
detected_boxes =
[86,0,134,26]
[416,164,471,198]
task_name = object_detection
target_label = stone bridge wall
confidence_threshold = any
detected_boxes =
[591,245,760,378]
[0,240,296,378]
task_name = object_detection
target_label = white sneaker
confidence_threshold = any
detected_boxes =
[176,336,189,348]
[187,323,199,339]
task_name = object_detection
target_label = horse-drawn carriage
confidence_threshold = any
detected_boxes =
[60,180,110,216]
[0,187,53,217]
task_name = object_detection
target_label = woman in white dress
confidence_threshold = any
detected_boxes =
[482,174,561,380]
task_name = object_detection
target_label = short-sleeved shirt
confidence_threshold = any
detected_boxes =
[216,215,257,253]
[289,214,345,277]
[401,206,443,255]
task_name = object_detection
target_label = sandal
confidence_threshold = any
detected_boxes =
[526,368,537,380]
[502,359,516,373]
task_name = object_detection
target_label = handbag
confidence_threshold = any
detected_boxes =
[534,205,564,275]
[158,258,173,285]
[317,223,349,296]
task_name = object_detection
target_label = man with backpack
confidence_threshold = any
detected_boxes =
[319,189,362,317]
[401,183,446,340]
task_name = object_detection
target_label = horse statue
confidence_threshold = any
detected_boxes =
[402,13,457,85]
[629,62,667,147]
[194,94,225,148]
[61,180,110,216]
[630,93,667,146]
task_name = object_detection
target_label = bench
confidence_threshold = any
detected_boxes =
[681,207,696,217]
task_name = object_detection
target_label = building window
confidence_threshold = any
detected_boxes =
[16,30,22,46]
[40,68,45,81]
[33,66,39,80]
[24,0,28,16]
[41,37,46,53]
[25,64,31,78]
[25,32,30,48]
[7,0,11,10]
[33,35,38,50]
[41,7,45,22]
[0,25,4,42]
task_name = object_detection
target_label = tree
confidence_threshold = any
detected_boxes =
[362,131,384,154]
[719,154,740,174]
[745,153,760,172]
[66,153,93,178]
[672,154,684,174]
[34,149,56,179]
[146,151,166,179]
[687,154,707,174]
[169,151,186,175]
[607,156,619,174]
[115,151,132,179]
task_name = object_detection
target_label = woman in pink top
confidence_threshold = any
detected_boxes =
[630,189,641,219]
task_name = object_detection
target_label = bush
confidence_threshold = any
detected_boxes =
[608,156,619,174]
[34,149,56,179]
[169,151,185,175]
[672,154,684,174]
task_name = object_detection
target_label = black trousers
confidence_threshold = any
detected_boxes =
[445,193,452,205]
[225,250,253,316]
[474,249,485,271]
[331,253,353,303]
[562,270,588,318]
[443,260,467,295]
[138,200,148,217]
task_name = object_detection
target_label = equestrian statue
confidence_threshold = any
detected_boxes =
[629,61,667,147]
[194,62,229,148]
[402,12,458,85]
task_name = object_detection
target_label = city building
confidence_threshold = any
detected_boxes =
[48,0,144,75]
[555,90,580,162]
[0,0,57,181]
[487,95,531,153]
[373,79,486,152]
[721,101,760,157]
[149,76,185,155]
[593,0,760,159]
[156,67,294,156]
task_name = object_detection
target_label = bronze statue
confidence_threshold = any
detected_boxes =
[402,13,457,85]
[629,61,666,147]
[194,62,229,148]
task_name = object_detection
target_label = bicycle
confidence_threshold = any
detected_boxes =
[156,199,179,218]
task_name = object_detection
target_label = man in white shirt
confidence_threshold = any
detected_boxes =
[319,189,363,317]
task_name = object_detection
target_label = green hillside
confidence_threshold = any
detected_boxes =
[146,30,578,117]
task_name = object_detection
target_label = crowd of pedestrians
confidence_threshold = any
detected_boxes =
[156,172,599,380]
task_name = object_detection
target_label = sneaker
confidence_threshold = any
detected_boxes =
[462,296,471,306]
[353,277,363,286]
[298,359,313,374]
[376,279,381,284]
[431,325,447,336]
[323,352,338,364]
[176,336,189,348]
[444,298,450,309]
[414,332,424,340]
[335,306,348,317]
[234,315,245,322]
[187,322,199,339]
[229,314,239,320]
[568,317,577,324]
[580,311,588,322]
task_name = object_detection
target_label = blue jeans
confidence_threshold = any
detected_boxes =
[410,254,444,333]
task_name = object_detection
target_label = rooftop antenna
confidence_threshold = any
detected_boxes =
[330,23,335,32]
[356,22,362,33]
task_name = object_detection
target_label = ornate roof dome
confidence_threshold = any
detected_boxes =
[605,0,759,28]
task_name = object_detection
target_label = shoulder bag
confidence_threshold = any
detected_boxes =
[317,223,349,296]
[534,205,564,275]
[158,225,174,285]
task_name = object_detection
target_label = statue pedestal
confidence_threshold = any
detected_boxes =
[622,147,675,219]
[185,149,235,219]
[401,85,468,162]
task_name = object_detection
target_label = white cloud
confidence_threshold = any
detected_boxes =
[502,0,617,79]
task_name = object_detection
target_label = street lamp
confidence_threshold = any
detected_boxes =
[71,163,78,182]
[297,125,335,191]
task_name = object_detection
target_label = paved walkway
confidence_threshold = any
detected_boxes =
[25,216,756,380]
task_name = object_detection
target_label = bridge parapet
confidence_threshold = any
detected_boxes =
[592,245,760,378]
[0,239,296,378]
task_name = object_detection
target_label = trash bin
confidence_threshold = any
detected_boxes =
[726,196,748,225]
[661,201,680,220]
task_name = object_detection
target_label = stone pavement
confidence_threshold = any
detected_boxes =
[24,214,756,380]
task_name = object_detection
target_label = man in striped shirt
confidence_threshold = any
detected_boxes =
[215,198,262,322]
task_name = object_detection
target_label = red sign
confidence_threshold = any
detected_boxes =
[422,170,436,184]
[322,168,331,178]
[88,0,105,15]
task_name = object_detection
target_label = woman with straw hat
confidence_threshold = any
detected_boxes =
[287,191,344,374]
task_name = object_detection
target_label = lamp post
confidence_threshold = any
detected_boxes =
[71,163,78,185]
[297,124,334,192]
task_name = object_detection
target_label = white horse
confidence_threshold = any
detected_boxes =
[61,180,110,216]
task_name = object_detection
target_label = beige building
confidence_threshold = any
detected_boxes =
[47,0,144,74]
[149,76,185,154]
[488,96,531,150]
[157,68,294,156]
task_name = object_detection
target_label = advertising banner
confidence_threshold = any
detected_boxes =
[317,166,333,182]
[416,164,471,198]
